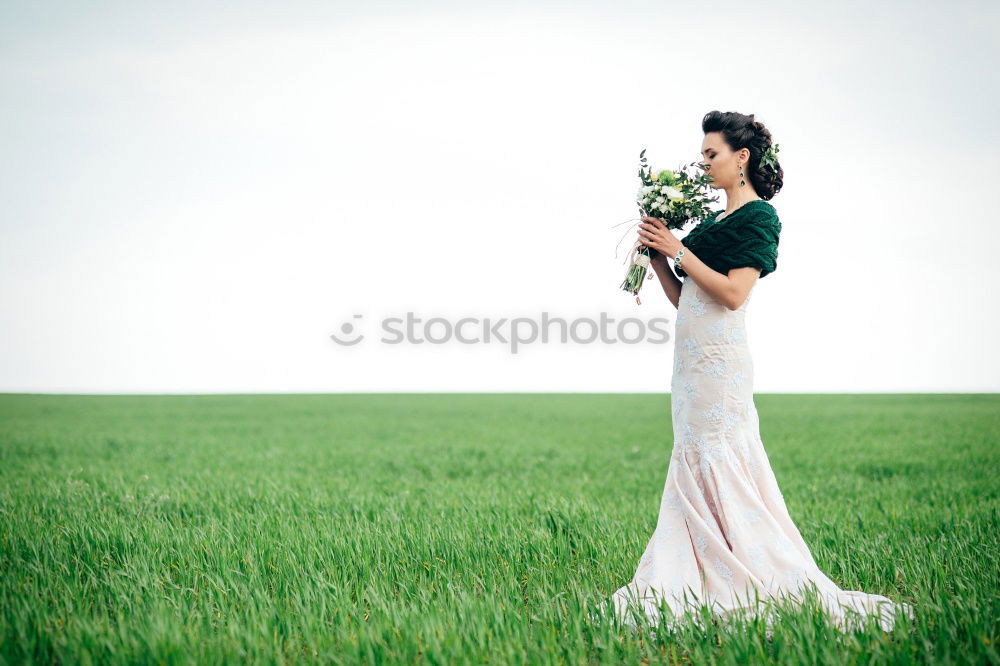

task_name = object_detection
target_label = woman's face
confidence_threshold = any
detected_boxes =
[701,132,745,189]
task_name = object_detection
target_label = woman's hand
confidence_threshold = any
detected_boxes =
[637,216,683,262]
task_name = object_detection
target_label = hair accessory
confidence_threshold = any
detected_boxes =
[759,143,780,171]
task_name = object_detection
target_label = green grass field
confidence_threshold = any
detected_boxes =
[1,393,997,664]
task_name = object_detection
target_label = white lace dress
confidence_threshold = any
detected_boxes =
[606,276,914,633]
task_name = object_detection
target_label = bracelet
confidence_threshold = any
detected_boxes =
[673,247,686,268]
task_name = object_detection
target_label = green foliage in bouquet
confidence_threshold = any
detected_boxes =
[635,148,718,236]
[619,148,719,302]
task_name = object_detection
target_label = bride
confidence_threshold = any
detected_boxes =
[605,111,914,634]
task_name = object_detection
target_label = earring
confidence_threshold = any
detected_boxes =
[739,163,745,187]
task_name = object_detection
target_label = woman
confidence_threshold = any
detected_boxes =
[606,111,913,633]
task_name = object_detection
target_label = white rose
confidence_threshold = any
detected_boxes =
[662,186,684,202]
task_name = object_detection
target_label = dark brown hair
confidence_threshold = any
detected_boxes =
[702,110,783,200]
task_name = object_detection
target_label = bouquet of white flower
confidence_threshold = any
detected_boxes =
[617,148,718,304]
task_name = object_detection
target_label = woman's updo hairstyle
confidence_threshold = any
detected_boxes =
[701,110,783,200]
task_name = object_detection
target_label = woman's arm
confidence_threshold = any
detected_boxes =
[687,206,778,307]
[649,254,683,309]
[680,250,760,310]
[637,216,760,310]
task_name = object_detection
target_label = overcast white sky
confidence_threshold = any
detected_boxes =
[1,0,997,393]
